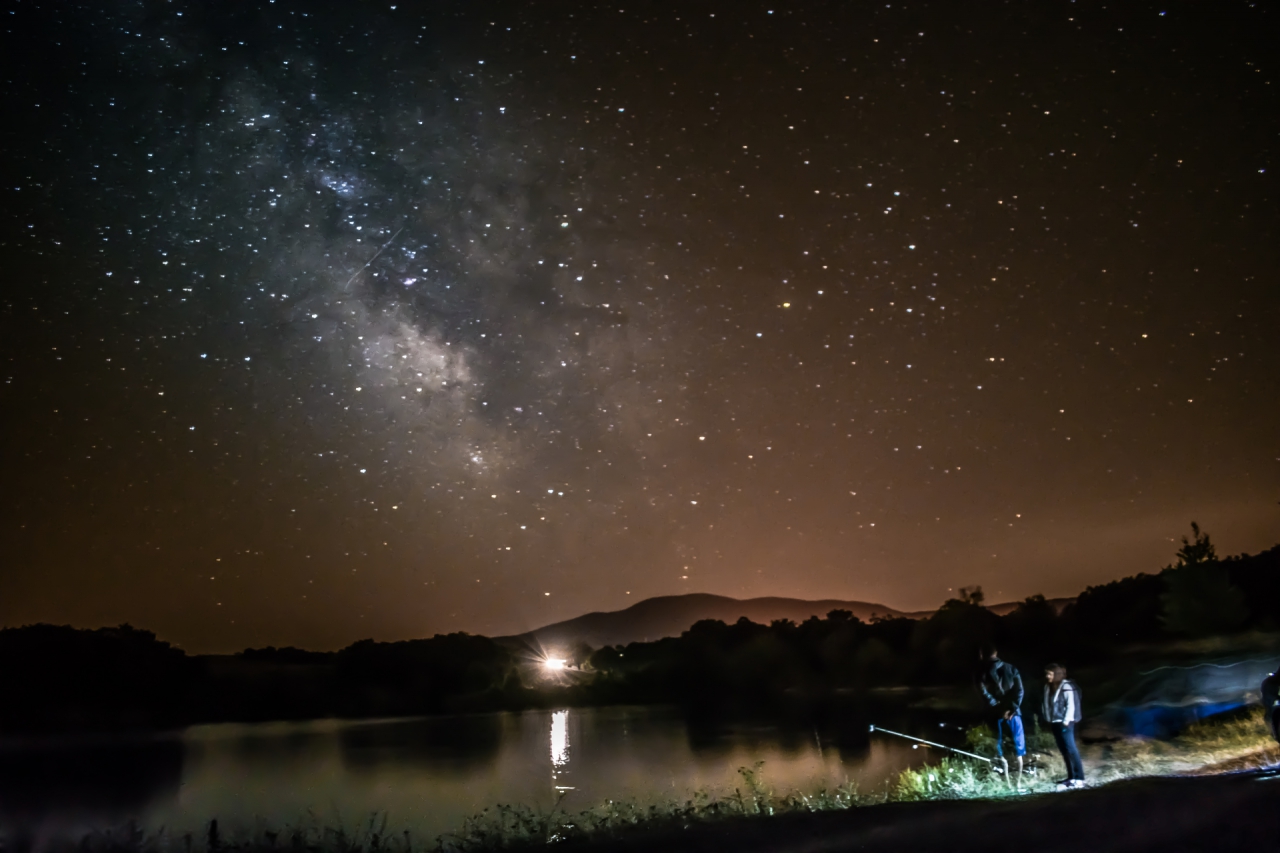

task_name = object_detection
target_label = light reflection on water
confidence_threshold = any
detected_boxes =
[0,708,927,843]
[550,709,573,792]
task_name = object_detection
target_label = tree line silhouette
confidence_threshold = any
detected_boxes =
[582,528,1276,711]
[1,528,1276,732]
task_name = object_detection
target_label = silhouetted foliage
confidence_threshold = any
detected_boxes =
[1059,572,1166,648]
[0,626,520,732]
[1223,546,1280,628]
[1174,521,1217,567]
[334,633,516,716]
[0,624,199,732]
[1161,563,1247,637]
[1001,595,1061,664]
[581,534,1278,711]
[239,646,332,665]
[1159,523,1246,637]
[1,533,1275,732]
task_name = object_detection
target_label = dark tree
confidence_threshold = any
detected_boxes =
[0,624,199,731]
[1174,521,1218,567]
[1160,523,1246,637]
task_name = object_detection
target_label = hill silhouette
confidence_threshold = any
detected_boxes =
[1,536,1273,733]
[502,593,1078,654]
[499,593,910,653]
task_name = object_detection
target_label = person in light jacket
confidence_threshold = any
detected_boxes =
[977,646,1025,786]
[1042,663,1085,788]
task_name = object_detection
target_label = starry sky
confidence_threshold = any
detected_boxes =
[2,1,1277,653]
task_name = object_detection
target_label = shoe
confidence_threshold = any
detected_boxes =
[1069,779,1087,788]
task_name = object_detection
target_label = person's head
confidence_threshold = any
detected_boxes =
[979,644,999,663]
[1044,664,1066,686]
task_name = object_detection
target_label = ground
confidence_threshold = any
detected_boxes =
[561,768,1280,853]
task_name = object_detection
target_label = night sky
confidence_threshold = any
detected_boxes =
[2,1,1277,653]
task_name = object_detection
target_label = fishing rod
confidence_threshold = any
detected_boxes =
[868,724,992,763]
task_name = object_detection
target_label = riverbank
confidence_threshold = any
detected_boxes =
[558,770,1280,853]
[428,708,1278,850]
[8,710,1275,853]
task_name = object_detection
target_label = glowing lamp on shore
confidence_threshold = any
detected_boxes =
[544,658,567,671]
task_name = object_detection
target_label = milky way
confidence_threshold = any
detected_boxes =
[3,1,1277,650]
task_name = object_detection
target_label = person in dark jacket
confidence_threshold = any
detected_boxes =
[977,645,1024,786]
[1043,663,1085,788]
[1262,670,1280,745]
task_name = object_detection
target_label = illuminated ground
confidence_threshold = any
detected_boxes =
[565,768,1280,853]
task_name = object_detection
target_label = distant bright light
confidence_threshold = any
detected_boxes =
[544,658,567,671]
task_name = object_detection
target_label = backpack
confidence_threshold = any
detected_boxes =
[1065,679,1083,723]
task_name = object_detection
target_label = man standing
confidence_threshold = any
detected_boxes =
[977,645,1024,787]
[1262,669,1280,745]
[1042,663,1085,788]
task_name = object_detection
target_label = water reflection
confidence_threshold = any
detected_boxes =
[340,715,502,774]
[0,708,928,844]
[0,735,182,831]
[549,710,573,792]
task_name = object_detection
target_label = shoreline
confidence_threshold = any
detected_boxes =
[3,710,1275,852]
[556,768,1280,853]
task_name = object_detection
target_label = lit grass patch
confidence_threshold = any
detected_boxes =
[891,725,1063,801]
[891,756,1012,801]
[434,763,868,852]
[891,708,1276,801]
[1092,706,1275,782]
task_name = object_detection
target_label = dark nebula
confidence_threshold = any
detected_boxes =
[2,1,1277,651]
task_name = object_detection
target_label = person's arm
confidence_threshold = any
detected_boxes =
[1064,683,1076,724]
[979,670,1000,709]
[1011,666,1024,711]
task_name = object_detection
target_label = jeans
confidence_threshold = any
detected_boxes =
[992,714,1025,757]
[1052,721,1084,781]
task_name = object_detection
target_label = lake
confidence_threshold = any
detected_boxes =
[0,707,928,845]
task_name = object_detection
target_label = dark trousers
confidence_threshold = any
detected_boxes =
[1051,722,1084,781]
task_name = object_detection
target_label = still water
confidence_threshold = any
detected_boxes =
[0,707,925,843]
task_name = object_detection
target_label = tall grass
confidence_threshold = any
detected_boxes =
[22,813,412,853]
[433,763,867,852]
[891,706,1277,800]
[1092,706,1278,782]
[890,721,1064,801]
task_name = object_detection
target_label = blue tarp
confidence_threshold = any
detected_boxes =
[1096,655,1276,739]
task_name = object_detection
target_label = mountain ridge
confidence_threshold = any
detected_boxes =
[500,592,1075,654]
[500,593,907,653]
